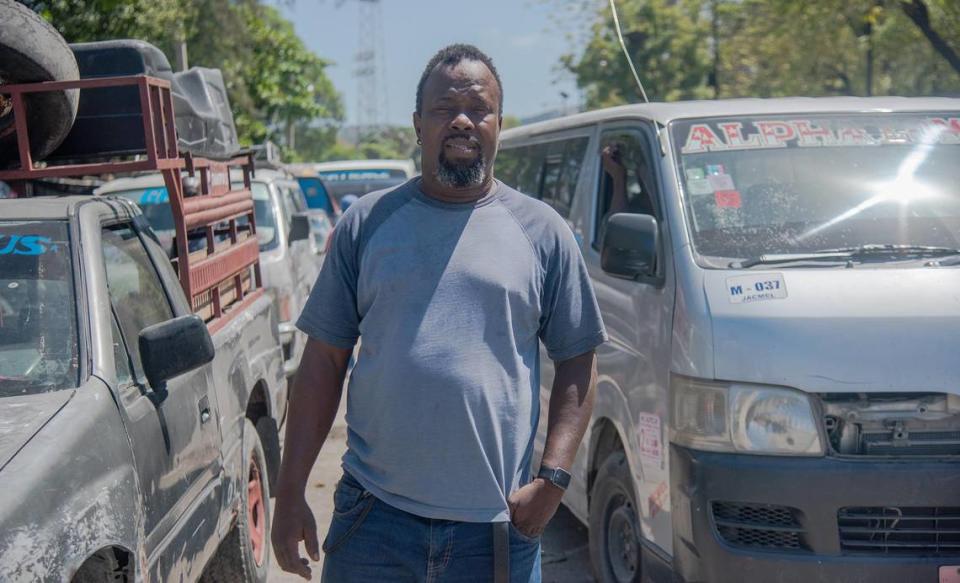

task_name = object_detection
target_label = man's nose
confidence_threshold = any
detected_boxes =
[450,112,475,131]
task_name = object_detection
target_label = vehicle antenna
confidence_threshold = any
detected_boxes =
[608,0,650,103]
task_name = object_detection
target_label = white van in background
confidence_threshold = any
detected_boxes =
[311,159,417,202]
[498,97,960,583]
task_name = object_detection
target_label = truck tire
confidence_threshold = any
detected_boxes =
[589,450,643,583]
[200,418,271,582]
[0,0,79,166]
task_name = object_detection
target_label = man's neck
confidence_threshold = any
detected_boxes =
[419,173,496,205]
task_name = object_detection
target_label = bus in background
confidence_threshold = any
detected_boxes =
[313,159,417,203]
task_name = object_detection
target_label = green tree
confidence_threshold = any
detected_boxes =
[561,0,714,107]
[20,0,344,154]
[558,0,960,105]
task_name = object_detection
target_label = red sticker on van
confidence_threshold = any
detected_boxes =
[715,190,742,208]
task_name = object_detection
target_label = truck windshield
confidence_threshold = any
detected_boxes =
[111,182,279,253]
[0,221,79,395]
[672,113,960,265]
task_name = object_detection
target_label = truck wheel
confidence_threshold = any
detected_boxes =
[0,0,79,166]
[589,450,643,583]
[200,418,271,582]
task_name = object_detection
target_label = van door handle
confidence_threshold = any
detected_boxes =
[198,395,211,424]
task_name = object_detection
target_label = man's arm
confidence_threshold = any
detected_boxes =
[509,349,597,537]
[271,338,353,579]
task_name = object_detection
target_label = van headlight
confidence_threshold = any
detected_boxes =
[670,375,823,456]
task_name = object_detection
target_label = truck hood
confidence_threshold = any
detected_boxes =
[703,268,960,394]
[0,390,75,471]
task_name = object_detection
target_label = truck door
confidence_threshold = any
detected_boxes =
[100,221,221,574]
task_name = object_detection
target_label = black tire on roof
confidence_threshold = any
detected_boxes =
[0,0,79,166]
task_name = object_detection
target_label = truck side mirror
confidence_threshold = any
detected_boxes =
[288,213,311,244]
[139,315,215,388]
[601,213,658,279]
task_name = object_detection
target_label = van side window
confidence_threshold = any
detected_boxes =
[594,130,659,248]
[537,137,589,218]
[102,224,175,381]
[497,143,546,198]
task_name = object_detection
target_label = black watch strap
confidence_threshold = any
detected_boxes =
[537,465,571,491]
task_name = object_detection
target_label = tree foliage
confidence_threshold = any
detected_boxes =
[19,0,344,155]
[560,0,960,108]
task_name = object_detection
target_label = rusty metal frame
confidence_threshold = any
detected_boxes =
[0,75,263,329]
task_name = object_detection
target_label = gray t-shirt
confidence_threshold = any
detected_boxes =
[297,178,607,522]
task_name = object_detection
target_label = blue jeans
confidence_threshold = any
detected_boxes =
[321,472,542,582]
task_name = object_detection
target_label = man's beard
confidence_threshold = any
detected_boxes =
[435,148,487,188]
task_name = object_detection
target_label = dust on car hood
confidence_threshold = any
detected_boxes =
[0,391,75,471]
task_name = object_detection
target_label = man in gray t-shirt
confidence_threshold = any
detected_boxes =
[273,44,606,582]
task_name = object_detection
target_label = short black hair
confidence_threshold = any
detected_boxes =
[415,44,503,116]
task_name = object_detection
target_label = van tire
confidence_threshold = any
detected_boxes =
[200,419,271,582]
[0,0,79,165]
[589,450,643,583]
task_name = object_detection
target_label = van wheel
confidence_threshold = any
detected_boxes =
[589,450,642,583]
[0,0,80,166]
[200,418,270,582]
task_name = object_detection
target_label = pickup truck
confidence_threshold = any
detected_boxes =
[0,72,285,582]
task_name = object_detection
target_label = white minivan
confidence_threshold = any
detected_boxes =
[498,97,960,583]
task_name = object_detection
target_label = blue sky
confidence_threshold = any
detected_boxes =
[277,0,593,126]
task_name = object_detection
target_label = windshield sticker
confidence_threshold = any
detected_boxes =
[685,167,705,181]
[708,173,735,191]
[139,187,169,205]
[714,190,742,208]
[727,273,788,304]
[681,117,960,153]
[688,178,713,195]
[706,164,725,175]
[0,235,56,256]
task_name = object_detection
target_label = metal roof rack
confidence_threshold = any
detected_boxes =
[0,74,263,332]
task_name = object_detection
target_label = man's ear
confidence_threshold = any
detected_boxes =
[413,112,422,141]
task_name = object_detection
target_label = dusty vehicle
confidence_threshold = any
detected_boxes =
[0,64,285,581]
[499,97,960,583]
[97,166,322,379]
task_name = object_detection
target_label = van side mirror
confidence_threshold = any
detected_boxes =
[601,213,658,279]
[289,213,311,244]
[139,315,215,388]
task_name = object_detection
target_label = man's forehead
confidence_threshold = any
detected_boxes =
[425,60,499,99]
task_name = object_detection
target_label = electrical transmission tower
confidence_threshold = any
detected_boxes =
[352,0,388,137]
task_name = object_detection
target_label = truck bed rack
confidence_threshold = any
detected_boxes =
[0,75,263,333]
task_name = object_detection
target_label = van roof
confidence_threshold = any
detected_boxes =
[501,96,960,141]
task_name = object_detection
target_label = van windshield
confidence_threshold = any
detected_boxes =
[318,168,408,201]
[0,221,79,395]
[672,113,960,265]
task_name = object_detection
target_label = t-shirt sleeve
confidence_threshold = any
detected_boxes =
[538,222,608,361]
[296,215,361,349]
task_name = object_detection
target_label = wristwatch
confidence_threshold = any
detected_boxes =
[537,465,572,491]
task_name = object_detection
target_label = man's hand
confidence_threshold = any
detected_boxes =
[508,478,565,538]
[272,493,320,579]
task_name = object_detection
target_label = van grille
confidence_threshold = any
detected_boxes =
[712,502,808,552]
[838,507,960,555]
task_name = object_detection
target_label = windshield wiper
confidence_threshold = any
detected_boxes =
[817,244,960,258]
[731,252,853,269]
[732,244,960,269]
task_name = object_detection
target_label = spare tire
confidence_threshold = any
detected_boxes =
[0,0,79,166]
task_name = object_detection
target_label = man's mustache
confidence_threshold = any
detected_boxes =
[442,134,481,147]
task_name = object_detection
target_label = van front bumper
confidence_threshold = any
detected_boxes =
[670,444,960,583]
